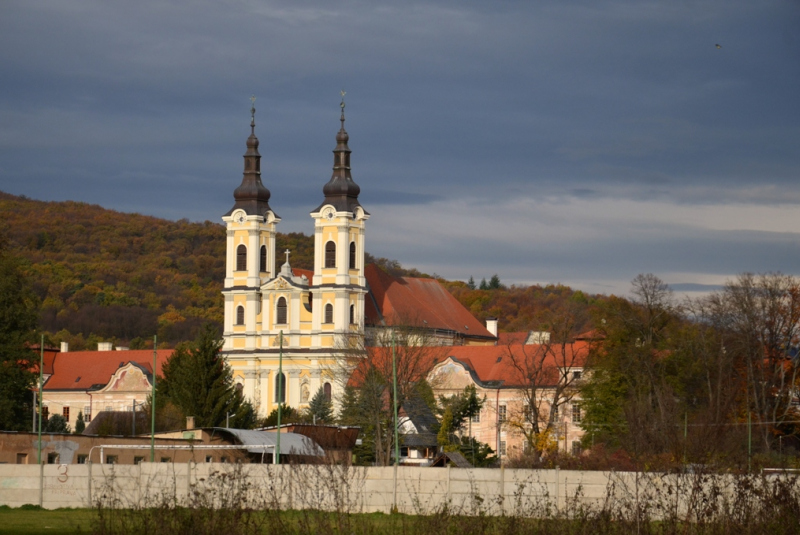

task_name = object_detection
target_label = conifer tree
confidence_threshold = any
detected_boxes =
[479,278,488,290]
[74,411,86,434]
[307,386,333,423]
[467,276,476,290]
[157,323,255,429]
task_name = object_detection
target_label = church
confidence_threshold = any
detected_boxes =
[221,98,496,419]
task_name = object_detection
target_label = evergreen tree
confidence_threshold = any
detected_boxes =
[488,274,502,290]
[0,239,39,431]
[74,411,85,434]
[157,323,255,429]
[479,278,488,290]
[261,404,301,427]
[44,414,70,433]
[467,276,476,290]
[307,387,333,423]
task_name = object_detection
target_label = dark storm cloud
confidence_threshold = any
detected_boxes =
[0,0,798,290]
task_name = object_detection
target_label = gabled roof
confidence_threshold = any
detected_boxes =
[43,350,173,390]
[437,341,590,389]
[364,264,495,340]
[27,345,59,378]
[292,268,314,280]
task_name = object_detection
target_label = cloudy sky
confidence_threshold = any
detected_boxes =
[1,1,799,296]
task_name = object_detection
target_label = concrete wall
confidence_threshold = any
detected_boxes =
[0,462,715,516]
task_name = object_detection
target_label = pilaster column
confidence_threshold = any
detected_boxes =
[247,229,260,287]
[225,229,236,287]
[288,370,301,407]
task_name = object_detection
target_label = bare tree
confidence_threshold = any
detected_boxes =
[333,322,446,466]
[505,302,588,459]
[711,273,800,451]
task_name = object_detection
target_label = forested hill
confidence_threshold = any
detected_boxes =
[0,192,315,348]
[1,192,602,348]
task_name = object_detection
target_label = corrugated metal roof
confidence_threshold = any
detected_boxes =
[219,428,324,456]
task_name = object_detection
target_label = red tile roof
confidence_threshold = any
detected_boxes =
[364,264,495,340]
[497,332,528,345]
[442,341,590,388]
[292,268,314,280]
[44,350,173,390]
[346,341,589,389]
[27,346,59,377]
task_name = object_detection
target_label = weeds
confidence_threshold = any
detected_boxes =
[91,463,800,535]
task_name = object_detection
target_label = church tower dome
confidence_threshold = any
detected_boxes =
[313,97,368,215]
[226,99,275,217]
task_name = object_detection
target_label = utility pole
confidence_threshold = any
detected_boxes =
[150,335,157,462]
[37,335,44,464]
[276,331,283,464]
[392,330,399,466]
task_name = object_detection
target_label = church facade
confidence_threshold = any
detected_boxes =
[221,99,369,418]
[220,99,497,419]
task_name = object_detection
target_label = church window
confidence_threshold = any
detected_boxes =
[276,297,287,324]
[259,245,267,272]
[349,304,355,324]
[323,382,332,402]
[275,373,286,403]
[236,306,245,325]
[236,244,247,271]
[308,292,313,312]
[324,303,333,324]
[349,242,356,270]
[325,241,336,268]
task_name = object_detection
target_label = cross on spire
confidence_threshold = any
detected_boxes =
[284,249,291,264]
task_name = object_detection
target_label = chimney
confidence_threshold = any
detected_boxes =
[98,342,113,351]
[186,416,195,429]
[60,342,69,353]
[486,317,498,338]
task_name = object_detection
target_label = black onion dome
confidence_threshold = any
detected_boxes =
[225,117,275,218]
[313,106,368,215]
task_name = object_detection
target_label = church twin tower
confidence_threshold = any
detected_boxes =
[221,98,369,417]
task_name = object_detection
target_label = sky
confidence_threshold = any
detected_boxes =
[1,0,799,297]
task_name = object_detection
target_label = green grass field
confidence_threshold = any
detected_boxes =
[0,506,94,534]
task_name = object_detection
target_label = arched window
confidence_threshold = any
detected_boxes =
[349,242,356,270]
[236,305,245,325]
[276,297,287,324]
[236,244,247,271]
[274,373,286,403]
[259,245,267,272]
[324,303,333,324]
[325,241,336,268]
[349,304,355,324]
[323,382,332,402]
